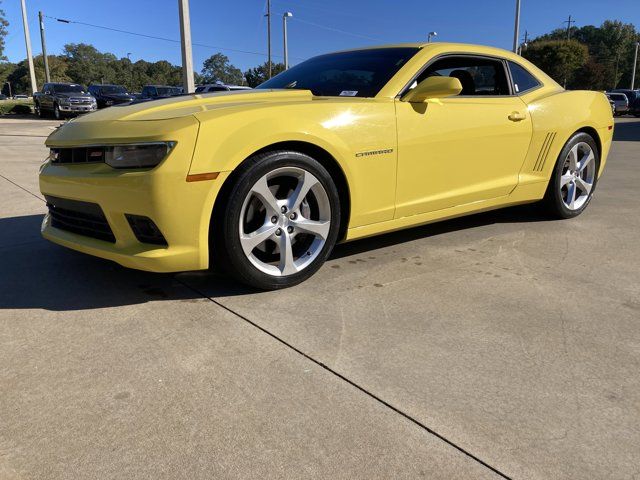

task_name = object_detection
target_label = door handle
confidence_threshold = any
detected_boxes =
[508,111,527,122]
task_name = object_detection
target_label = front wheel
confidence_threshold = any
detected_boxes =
[214,151,341,290]
[543,132,599,219]
[53,103,62,120]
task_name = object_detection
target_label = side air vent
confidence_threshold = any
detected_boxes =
[533,132,557,172]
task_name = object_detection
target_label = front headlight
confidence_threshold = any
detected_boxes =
[104,142,176,169]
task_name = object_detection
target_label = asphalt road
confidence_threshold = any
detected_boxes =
[1,115,639,480]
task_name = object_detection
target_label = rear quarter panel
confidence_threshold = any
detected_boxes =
[517,89,614,192]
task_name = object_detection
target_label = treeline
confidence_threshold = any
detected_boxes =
[522,20,639,90]
[0,43,284,95]
[2,19,637,95]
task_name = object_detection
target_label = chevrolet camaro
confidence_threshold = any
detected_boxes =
[39,43,613,289]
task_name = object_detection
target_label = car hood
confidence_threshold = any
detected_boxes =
[71,89,315,122]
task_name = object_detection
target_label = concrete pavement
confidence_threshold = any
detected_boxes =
[1,116,639,479]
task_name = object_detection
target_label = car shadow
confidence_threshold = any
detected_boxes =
[613,119,640,142]
[0,205,554,311]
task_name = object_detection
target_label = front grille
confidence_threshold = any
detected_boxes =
[51,147,105,164]
[45,195,115,243]
[69,97,92,105]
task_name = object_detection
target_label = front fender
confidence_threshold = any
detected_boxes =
[190,99,398,227]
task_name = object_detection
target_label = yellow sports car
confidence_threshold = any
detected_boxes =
[39,43,613,289]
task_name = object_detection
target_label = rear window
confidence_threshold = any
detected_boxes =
[508,61,540,94]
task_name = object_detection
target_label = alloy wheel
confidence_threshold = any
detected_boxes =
[560,142,596,211]
[239,167,331,277]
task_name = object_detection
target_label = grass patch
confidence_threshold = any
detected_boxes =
[0,99,34,116]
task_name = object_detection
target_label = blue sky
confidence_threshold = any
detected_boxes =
[2,0,639,72]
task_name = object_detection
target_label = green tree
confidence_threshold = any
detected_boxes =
[63,43,118,86]
[0,1,8,61]
[522,40,588,87]
[244,62,285,87]
[529,20,639,90]
[0,61,15,95]
[201,53,243,85]
[33,55,71,86]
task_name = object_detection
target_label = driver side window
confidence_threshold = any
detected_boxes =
[413,56,511,96]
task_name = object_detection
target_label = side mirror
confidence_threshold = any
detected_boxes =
[401,76,463,103]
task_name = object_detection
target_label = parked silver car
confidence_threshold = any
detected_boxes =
[606,92,629,116]
[195,84,252,93]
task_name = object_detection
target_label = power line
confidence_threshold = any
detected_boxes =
[44,15,304,61]
[287,16,383,41]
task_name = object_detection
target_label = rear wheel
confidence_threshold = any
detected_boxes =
[214,151,341,290]
[543,132,599,219]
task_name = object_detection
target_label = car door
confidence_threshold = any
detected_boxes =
[41,84,53,110]
[394,55,533,217]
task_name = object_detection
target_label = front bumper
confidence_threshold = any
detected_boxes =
[59,104,97,113]
[39,116,229,273]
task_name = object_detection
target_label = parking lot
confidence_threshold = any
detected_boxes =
[1,116,639,479]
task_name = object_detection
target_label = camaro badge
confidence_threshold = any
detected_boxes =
[355,148,394,158]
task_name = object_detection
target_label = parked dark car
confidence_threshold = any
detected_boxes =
[33,83,96,119]
[88,84,135,108]
[133,85,183,103]
[0,94,7,100]
[611,89,640,117]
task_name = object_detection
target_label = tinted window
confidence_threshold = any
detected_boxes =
[257,47,419,97]
[101,85,127,94]
[53,84,86,93]
[414,56,510,96]
[508,61,540,94]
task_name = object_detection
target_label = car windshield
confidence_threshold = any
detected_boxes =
[101,85,128,94]
[257,47,419,97]
[53,84,86,93]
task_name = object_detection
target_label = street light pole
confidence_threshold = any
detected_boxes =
[283,12,292,70]
[427,31,437,43]
[20,0,38,95]
[266,0,272,78]
[178,0,195,93]
[631,42,639,90]
[512,0,521,53]
[38,11,50,83]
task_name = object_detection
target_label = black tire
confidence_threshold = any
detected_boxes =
[213,150,341,290]
[34,101,43,118]
[542,132,600,219]
[53,103,62,120]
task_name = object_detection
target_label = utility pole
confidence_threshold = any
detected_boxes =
[518,30,529,55]
[564,15,575,41]
[38,11,50,83]
[631,42,639,90]
[283,12,292,70]
[20,0,38,95]
[178,0,195,93]
[266,0,272,78]
[512,0,521,53]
